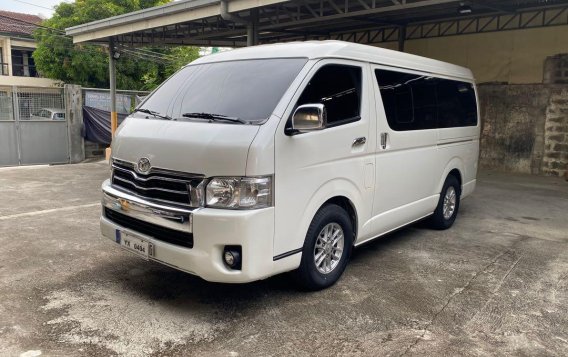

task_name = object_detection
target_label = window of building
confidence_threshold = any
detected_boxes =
[296,64,362,127]
[11,49,37,77]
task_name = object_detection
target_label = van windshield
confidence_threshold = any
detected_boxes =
[137,58,308,123]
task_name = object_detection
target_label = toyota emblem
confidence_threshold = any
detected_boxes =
[137,157,151,174]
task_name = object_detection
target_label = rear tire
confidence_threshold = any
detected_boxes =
[294,204,353,290]
[429,175,461,230]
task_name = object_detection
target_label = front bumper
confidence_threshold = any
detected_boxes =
[100,179,290,283]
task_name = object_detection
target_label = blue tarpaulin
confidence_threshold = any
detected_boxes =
[82,105,128,145]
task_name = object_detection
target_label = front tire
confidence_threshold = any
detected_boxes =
[429,175,461,230]
[294,204,353,290]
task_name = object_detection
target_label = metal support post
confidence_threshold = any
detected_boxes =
[106,37,118,161]
[398,25,406,52]
[109,37,118,137]
[247,9,259,46]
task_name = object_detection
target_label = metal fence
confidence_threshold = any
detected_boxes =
[0,85,68,166]
[0,85,151,166]
[82,87,148,114]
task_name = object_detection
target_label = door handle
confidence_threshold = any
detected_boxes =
[380,132,388,149]
[352,137,366,147]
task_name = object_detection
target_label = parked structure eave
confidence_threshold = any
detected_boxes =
[65,0,288,44]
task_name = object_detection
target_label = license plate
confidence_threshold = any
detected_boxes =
[119,231,152,260]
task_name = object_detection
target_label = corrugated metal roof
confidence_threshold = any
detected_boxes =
[64,0,568,47]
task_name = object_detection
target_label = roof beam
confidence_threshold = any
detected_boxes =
[259,0,460,31]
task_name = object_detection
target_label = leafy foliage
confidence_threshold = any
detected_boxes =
[33,0,200,90]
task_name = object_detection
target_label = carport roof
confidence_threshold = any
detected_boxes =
[65,0,568,47]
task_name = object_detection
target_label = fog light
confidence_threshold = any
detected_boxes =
[224,251,236,266]
[223,246,242,270]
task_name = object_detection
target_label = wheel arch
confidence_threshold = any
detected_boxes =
[437,157,465,195]
[296,178,363,251]
[322,196,358,244]
[448,168,462,194]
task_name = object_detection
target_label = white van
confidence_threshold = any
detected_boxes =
[101,41,479,290]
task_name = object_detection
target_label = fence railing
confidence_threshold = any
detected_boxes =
[0,85,65,121]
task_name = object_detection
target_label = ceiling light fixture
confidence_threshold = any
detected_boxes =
[458,3,473,14]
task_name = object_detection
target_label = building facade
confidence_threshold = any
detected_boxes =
[0,10,58,87]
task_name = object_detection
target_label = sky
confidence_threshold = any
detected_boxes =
[0,0,72,18]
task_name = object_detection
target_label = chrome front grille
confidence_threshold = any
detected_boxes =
[111,159,204,208]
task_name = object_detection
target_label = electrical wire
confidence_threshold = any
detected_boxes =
[0,13,181,64]
[117,45,178,60]
[7,0,55,11]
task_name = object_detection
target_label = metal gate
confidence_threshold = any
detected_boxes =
[0,86,69,166]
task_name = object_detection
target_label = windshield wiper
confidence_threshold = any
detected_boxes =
[133,108,173,121]
[182,112,248,124]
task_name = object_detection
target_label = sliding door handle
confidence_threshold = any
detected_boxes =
[352,137,367,147]
[380,132,388,149]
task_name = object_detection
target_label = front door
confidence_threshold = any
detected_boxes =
[273,60,375,257]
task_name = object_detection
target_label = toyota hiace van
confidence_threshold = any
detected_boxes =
[101,41,479,290]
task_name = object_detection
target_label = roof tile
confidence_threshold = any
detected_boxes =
[0,10,42,36]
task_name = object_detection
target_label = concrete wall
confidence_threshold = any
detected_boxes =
[398,25,568,84]
[478,84,568,177]
[0,76,60,87]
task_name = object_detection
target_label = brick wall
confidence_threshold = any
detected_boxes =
[542,90,568,176]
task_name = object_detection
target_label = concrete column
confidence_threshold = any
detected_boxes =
[64,84,85,163]
[5,38,11,76]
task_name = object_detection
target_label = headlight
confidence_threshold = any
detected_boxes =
[206,176,272,209]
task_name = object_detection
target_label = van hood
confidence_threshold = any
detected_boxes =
[112,117,260,176]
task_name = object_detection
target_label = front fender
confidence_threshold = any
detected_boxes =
[293,178,365,250]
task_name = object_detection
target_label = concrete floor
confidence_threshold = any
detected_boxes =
[0,163,567,356]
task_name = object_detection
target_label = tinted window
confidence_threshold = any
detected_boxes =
[139,58,308,122]
[412,77,438,128]
[436,79,477,128]
[296,64,361,126]
[375,68,477,131]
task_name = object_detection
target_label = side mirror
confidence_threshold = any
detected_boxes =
[287,104,327,135]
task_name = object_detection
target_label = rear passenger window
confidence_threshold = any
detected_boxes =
[436,79,477,128]
[296,64,361,126]
[375,68,477,131]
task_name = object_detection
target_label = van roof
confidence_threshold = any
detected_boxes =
[193,40,474,81]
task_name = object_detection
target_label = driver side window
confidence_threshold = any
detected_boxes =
[296,64,362,127]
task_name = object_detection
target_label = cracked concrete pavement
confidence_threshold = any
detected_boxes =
[1,162,567,356]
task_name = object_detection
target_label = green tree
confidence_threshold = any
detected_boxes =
[139,46,201,90]
[33,0,199,90]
